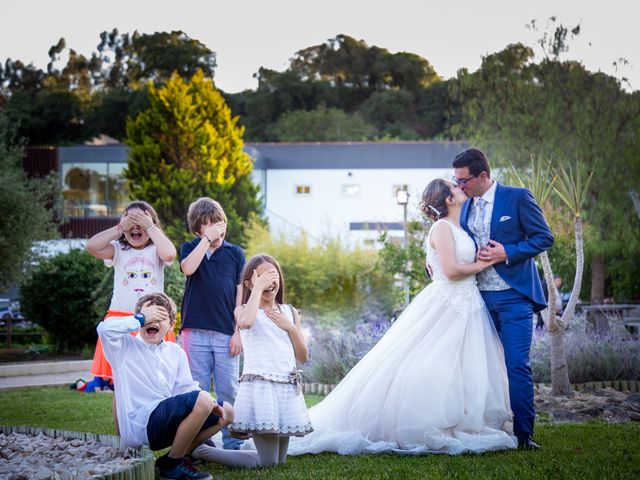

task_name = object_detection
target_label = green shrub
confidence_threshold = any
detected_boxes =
[244,218,397,326]
[21,249,104,352]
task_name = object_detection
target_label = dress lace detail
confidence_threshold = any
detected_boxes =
[426,220,485,316]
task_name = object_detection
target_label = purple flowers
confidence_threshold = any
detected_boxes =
[306,319,391,384]
[306,312,640,385]
[531,316,640,383]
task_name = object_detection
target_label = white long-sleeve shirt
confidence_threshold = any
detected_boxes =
[97,316,200,447]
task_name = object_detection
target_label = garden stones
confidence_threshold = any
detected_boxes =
[0,432,142,479]
[535,385,640,423]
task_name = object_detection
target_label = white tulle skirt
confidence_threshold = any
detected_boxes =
[288,279,517,455]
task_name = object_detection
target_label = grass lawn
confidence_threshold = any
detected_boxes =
[1,387,639,479]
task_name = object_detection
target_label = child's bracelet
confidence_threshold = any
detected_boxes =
[202,233,212,244]
[146,224,158,233]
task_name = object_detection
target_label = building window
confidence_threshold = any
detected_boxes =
[295,185,311,196]
[61,162,129,217]
[342,184,360,197]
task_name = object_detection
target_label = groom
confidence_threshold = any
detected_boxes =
[453,148,553,450]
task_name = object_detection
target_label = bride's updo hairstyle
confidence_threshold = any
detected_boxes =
[420,179,452,221]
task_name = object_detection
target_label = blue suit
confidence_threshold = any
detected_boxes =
[461,183,553,441]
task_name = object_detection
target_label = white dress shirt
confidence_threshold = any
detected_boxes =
[97,316,200,447]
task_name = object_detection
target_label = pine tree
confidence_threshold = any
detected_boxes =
[125,70,261,245]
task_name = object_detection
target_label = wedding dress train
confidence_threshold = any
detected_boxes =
[288,219,517,455]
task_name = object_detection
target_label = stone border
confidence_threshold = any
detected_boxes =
[0,426,154,480]
[303,380,640,395]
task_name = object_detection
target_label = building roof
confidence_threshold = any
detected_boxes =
[57,141,469,170]
[246,141,468,170]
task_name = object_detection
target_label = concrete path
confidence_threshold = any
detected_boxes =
[0,360,92,391]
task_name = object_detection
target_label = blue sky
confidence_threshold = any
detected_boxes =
[2,0,638,92]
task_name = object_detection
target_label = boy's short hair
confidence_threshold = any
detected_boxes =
[135,292,177,325]
[187,197,228,235]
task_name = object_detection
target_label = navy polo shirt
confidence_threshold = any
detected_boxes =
[180,239,245,335]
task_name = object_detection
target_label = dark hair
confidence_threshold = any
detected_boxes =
[452,148,491,178]
[135,292,177,325]
[119,201,162,249]
[187,197,228,235]
[240,254,285,306]
[420,179,453,221]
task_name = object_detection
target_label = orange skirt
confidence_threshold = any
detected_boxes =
[90,309,177,379]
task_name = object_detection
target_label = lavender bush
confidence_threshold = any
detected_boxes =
[305,315,391,384]
[531,314,640,383]
[306,311,640,385]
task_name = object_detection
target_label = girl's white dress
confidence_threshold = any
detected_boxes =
[230,305,313,438]
[288,219,517,455]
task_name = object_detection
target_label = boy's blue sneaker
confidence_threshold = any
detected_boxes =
[157,458,212,480]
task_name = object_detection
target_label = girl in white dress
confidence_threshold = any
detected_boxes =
[288,179,517,455]
[229,254,313,465]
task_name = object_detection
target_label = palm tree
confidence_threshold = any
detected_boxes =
[510,156,594,395]
[549,160,595,395]
[507,155,558,329]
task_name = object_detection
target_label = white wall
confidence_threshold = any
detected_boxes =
[261,168,451,246]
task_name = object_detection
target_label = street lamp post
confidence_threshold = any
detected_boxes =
[396,186,410,308]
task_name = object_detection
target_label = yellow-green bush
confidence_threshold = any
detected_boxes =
[244,218,398,325]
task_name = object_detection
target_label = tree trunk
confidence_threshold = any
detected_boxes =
[590,253,605,304]
[549,326,572,395]
[551,215,587,396]
[541,250,572,395]
[540,251,558,331]
[562,217,585,324]
[589,252,607,332]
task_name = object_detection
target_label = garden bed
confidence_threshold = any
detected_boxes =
[0,426,154,479]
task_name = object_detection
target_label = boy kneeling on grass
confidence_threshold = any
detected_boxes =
[97,292,232,480]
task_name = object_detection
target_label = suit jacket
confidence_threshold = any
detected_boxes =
[461,183,554,312]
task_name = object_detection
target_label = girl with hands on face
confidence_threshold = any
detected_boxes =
[85,200,177,433]
[229,254,312,466]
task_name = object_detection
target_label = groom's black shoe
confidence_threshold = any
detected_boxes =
[517,437,541,450]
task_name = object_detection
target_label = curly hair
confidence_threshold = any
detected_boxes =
[420,179,453,221]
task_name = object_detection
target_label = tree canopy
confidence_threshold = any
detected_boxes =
[124,70,261,245]
[0,112,59,290]
[450,35,640,301]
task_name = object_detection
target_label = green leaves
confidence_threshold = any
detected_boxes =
[0,112,59,290]
[506,153,557,207]
[21,249,104,352]
[552,160,595,217]
[124,70,261,245]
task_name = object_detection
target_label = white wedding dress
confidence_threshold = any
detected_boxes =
[288,219,517,455]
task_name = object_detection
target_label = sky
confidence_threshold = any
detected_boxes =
[2,0,638,93]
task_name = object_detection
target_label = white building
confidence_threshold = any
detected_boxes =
[54,141,468,245]
[246,142,467,245]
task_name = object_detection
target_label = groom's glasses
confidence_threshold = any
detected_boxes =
[452,175,477,186]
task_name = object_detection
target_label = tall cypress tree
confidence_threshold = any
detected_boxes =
[125,70,261,245]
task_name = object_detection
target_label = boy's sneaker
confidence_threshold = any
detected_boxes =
[157,458,212,480]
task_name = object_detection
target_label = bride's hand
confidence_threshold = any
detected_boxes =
[478,240,508,264]
[475,252,496,269]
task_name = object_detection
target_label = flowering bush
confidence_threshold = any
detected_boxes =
[531,315,640,383]
[305,314,391,384]
[306,311,640,385]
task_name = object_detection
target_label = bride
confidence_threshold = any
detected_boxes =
[288,179,517,455]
